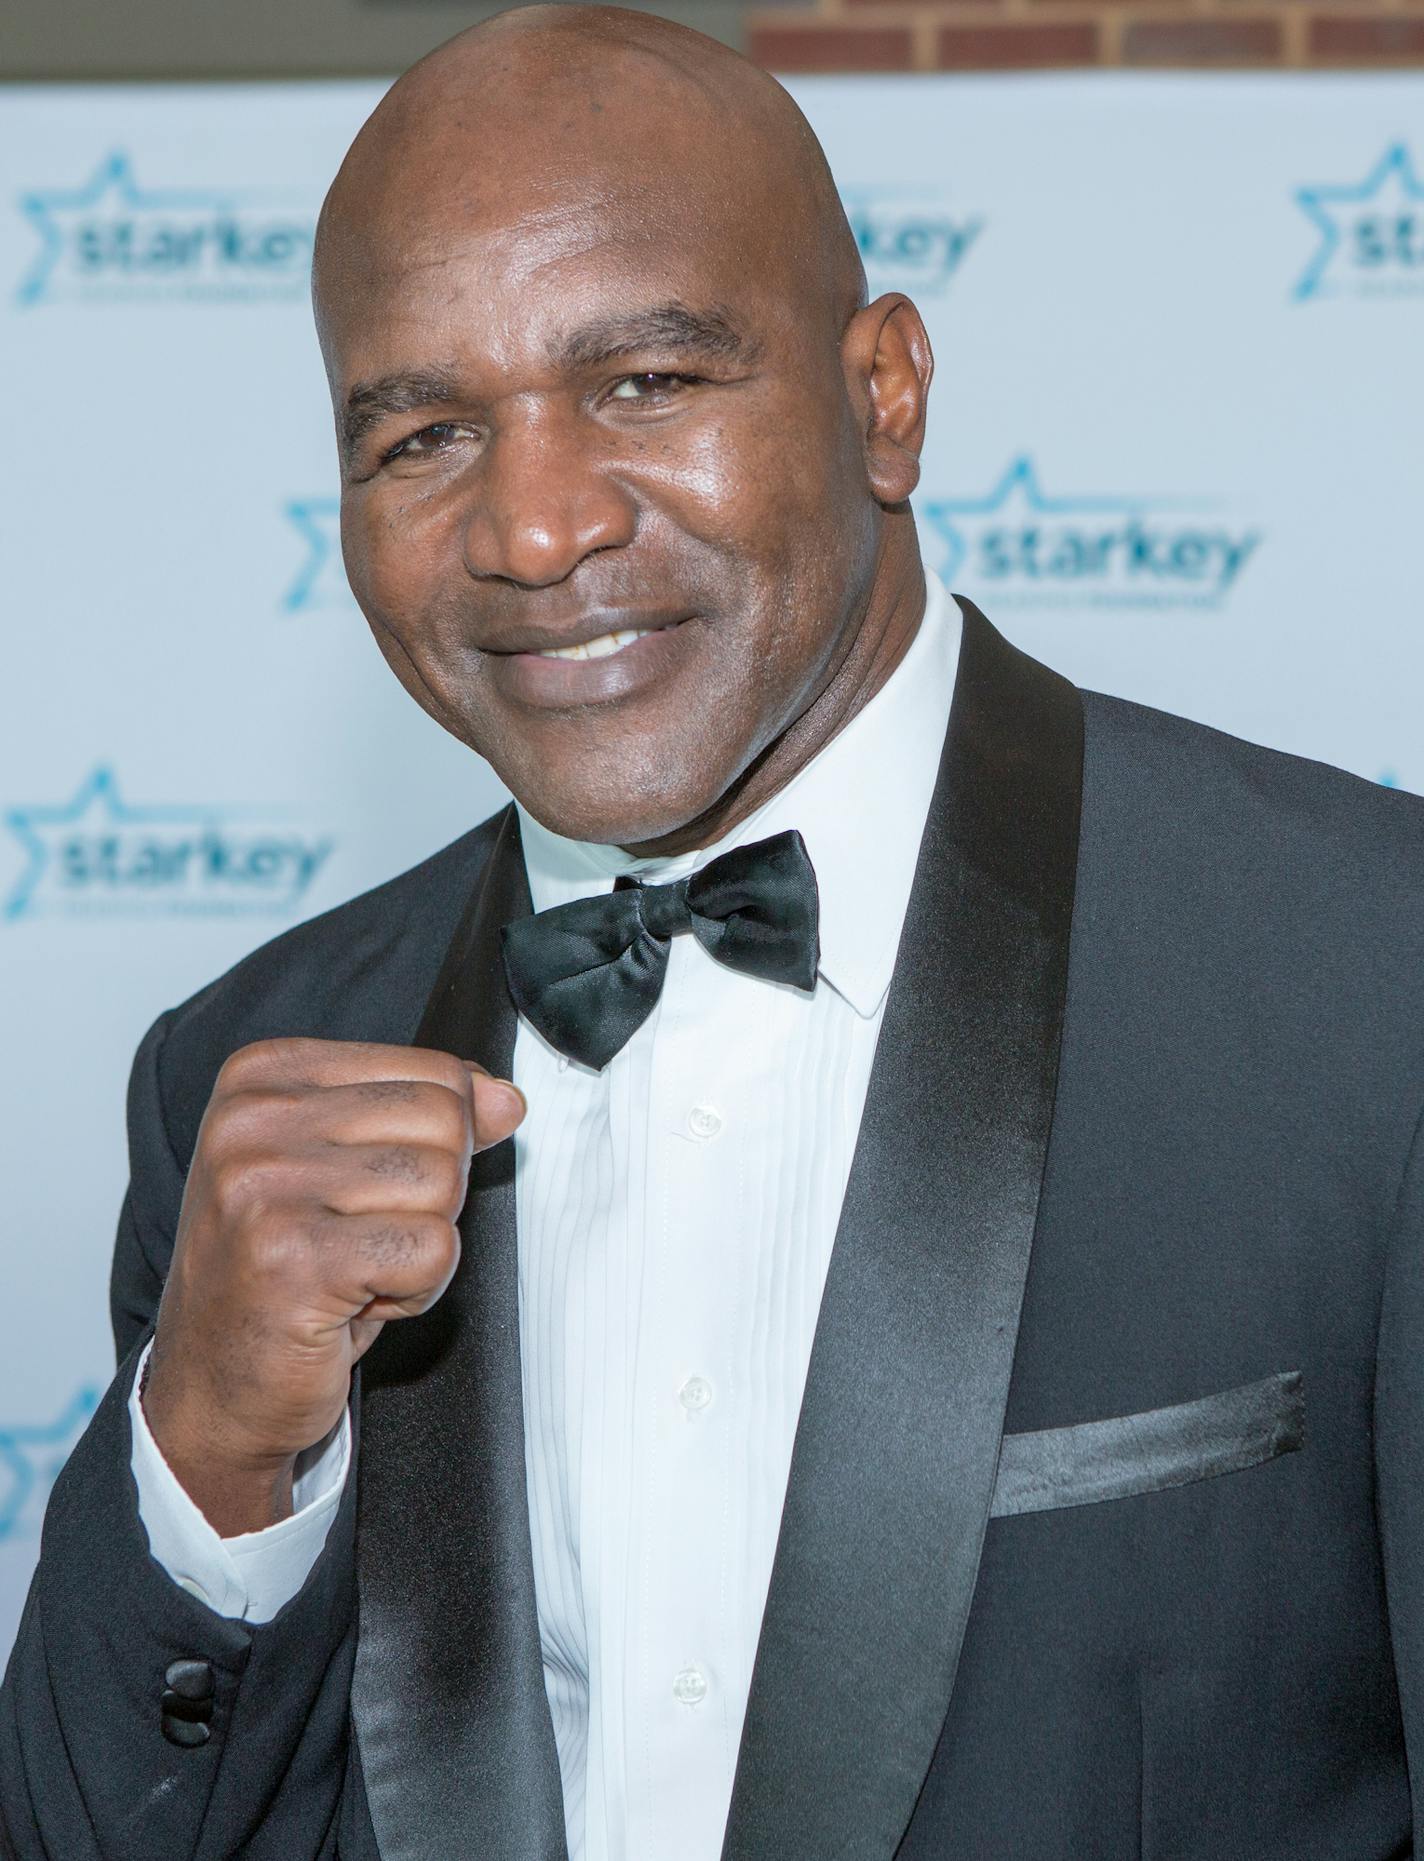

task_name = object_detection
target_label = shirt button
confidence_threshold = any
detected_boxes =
[687,1104,723,1140]
[678,1375,713,1414]
[672,1667,709,1706]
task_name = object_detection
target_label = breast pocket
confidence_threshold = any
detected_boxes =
[990,1369,1304,1519]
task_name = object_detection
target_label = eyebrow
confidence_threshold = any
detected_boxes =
[340,303,759,463]
[341,365,467,462]
[549,301,761,373]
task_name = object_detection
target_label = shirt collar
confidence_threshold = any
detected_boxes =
[516,570,963,1020]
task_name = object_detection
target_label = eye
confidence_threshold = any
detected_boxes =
[384,421,477,463]
[606,372,700,404]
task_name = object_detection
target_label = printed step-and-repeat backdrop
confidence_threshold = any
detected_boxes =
[2,74,1421,1657]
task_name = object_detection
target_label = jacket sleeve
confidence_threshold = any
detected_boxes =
[1376,1092,1424,1831]
[0,1013,361,1861]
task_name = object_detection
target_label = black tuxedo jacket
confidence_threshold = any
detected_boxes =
[6,603,1424,1860]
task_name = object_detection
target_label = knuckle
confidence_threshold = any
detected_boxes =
[208,1146,285,1214]
[360,1144,464,1204]
[434,1218,461,1275]
[427,1148,467,1209]
[359,1220,420,1273]
[354,1076,422,1108]
[207,1085,300,1149]
[363,1144,426,1185]
[242,1209,314,1280]
[429,1090,473,1153]
[421,1047,471,1099]
[360,1213,457,1276]
[417,1215,461,1277]
[214,1042,271,1094]
[217,1035,324,1093]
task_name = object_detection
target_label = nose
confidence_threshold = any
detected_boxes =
[462,410,637,587]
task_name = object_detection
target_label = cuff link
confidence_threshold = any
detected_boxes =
[161,1657,215,1748]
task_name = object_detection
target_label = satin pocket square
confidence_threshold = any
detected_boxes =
[989,1369,1304,1519]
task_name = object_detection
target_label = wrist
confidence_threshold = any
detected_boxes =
[141,1372,300,1537]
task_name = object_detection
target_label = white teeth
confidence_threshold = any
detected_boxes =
[538,628,652,662]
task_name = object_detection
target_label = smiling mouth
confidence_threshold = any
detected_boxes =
[485,613,692,704]
[534,626,660,662]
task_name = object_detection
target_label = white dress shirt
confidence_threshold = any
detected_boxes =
[130,571,963,1861]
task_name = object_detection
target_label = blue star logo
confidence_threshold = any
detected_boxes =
[15,149,313,308]
[16,150,246,306]
[4,766,234,921]
[1293,143,1424,303]
[4,767,332,919]
[283,498,350,612]
[920,456,1152,581]
[919,457,1259,607]
[0,1389,100,1541]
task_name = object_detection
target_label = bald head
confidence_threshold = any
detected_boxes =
[311,3,930,853]
[314,5,865,356]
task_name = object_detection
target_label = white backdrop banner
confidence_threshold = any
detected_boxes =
[2,73,1421,1658]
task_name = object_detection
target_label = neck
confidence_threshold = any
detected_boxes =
[621,548,928,862]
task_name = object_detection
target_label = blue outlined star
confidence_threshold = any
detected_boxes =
[1293,143,1424,303]
[3,765,232,921]
[282,498,350,612]
[15,150,251,307]
[920,457,1155,582]
[0,1389,100,1541]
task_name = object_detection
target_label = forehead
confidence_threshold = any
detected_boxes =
[320,154,808,385]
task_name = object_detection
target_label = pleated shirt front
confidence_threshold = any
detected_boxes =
[511,574,962,1861]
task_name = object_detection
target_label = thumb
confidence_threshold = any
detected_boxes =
[465,1060,527,1150]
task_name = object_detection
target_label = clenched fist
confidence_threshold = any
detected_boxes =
[140,1037,526,1536]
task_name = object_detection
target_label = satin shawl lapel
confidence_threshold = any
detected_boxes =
[722,601,1084,1860]
[350,806,568,1861]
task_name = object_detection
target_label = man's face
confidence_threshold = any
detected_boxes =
[324,154,882,847]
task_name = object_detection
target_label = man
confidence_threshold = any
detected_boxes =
[5,6,1424,1856]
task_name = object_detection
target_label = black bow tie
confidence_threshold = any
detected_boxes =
[501,829,820,1071]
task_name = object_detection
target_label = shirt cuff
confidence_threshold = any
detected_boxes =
[127,1339,350,1624]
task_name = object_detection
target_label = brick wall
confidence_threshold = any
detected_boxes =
[746,0,1424,70]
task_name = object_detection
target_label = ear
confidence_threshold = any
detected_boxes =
[840,293,934,506]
